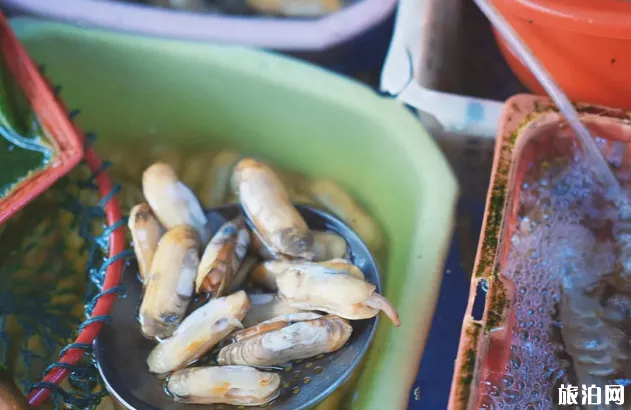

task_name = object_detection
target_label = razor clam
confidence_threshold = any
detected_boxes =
[142,162,210,243]
[319,258,365,280]
[243,293,303,328]
[234,312,323,343]
[138,225,201,339]
[252,259,364,291]
[147,291,250,374]
[198,149,242,208]
[227,254,259,294]
[309,178,384,251]
[166,366,280,406]
[196,218,250,295]
[312,230,349,261]
[217,315,352,367]
[232,158,314,260]
[128,203,165,283]
[251,229,277,260]
[276,266,401,326]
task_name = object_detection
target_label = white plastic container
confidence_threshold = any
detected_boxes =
[380,0,504,139]
[0,0,395,52]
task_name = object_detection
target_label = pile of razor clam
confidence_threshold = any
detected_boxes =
[127,157,400,406]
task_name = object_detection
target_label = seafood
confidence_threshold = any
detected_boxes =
[198,149,242,208]
[601,292,631,332]
[612,203,631,294]
[147,291,250,374]
[312,230,348,261]
[227,255,259,294]
[232,158,314,260]
[319,258,364,279]
[218,315,352,367]
[251,229,277,260]
[276,266,401,326]
[196,218,250,295]
[309,179,384,251]
[142,162,210,244]
[234,312,323,342]
[251,260,296,290]
[138,225,201,339]
[179,151,216,192]
[166,366,281,406]
[560,283,630,387]
[243,293,303,328]
[128,203,165,283]
[252,259,364,291]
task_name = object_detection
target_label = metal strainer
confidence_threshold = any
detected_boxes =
[95,203,380,410]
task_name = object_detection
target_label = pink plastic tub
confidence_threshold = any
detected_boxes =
[0,0,396,52]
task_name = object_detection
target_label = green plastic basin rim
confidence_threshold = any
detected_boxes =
[10,17,460,410]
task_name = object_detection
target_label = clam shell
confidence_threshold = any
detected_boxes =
[166,365,280,406]
[234,312,323,343]
[217,315,352,367]
[226,254,259,294]
[312,231,348,261]
[128,203,165,284]
[252,259,364,292]
[233,158,314,260]
[196,218,250,295]
[147,291,250,374]
[142,162,210,244]
[138,225,201,339]
[309,178,384,251]
[242,293,303,328]
[276,266,401,326]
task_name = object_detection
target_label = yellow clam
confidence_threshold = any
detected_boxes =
[147,291,250,374]
[196,218,250,295]
[232,158,314,260]
[276,266,401,326]
[309,179,384,251]
[242,293,303,328]
[142,162,210,244]
[166,366,280,406]
[217,314,352,367]
[128,203,165,283]
[312,230,348,261]
[251,259,364,291]
[138,225,201,339]
[234,312,323,343]
[226,254,259,294]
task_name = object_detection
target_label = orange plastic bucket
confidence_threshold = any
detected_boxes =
[491,0,631,110]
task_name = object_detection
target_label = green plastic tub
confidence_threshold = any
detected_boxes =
[10,18,458,409]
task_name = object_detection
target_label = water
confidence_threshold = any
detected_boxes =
[478,146,631,409]
[473,0,627,207]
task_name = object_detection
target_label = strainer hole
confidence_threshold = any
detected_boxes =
[293,370,302,379]
[316,354,325,359]
[283,381,292,389]
[305,362,313,368]
[314,366,323,374]
[304,377,312,384]
[284,365,293,372]
[292,387,301,395]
